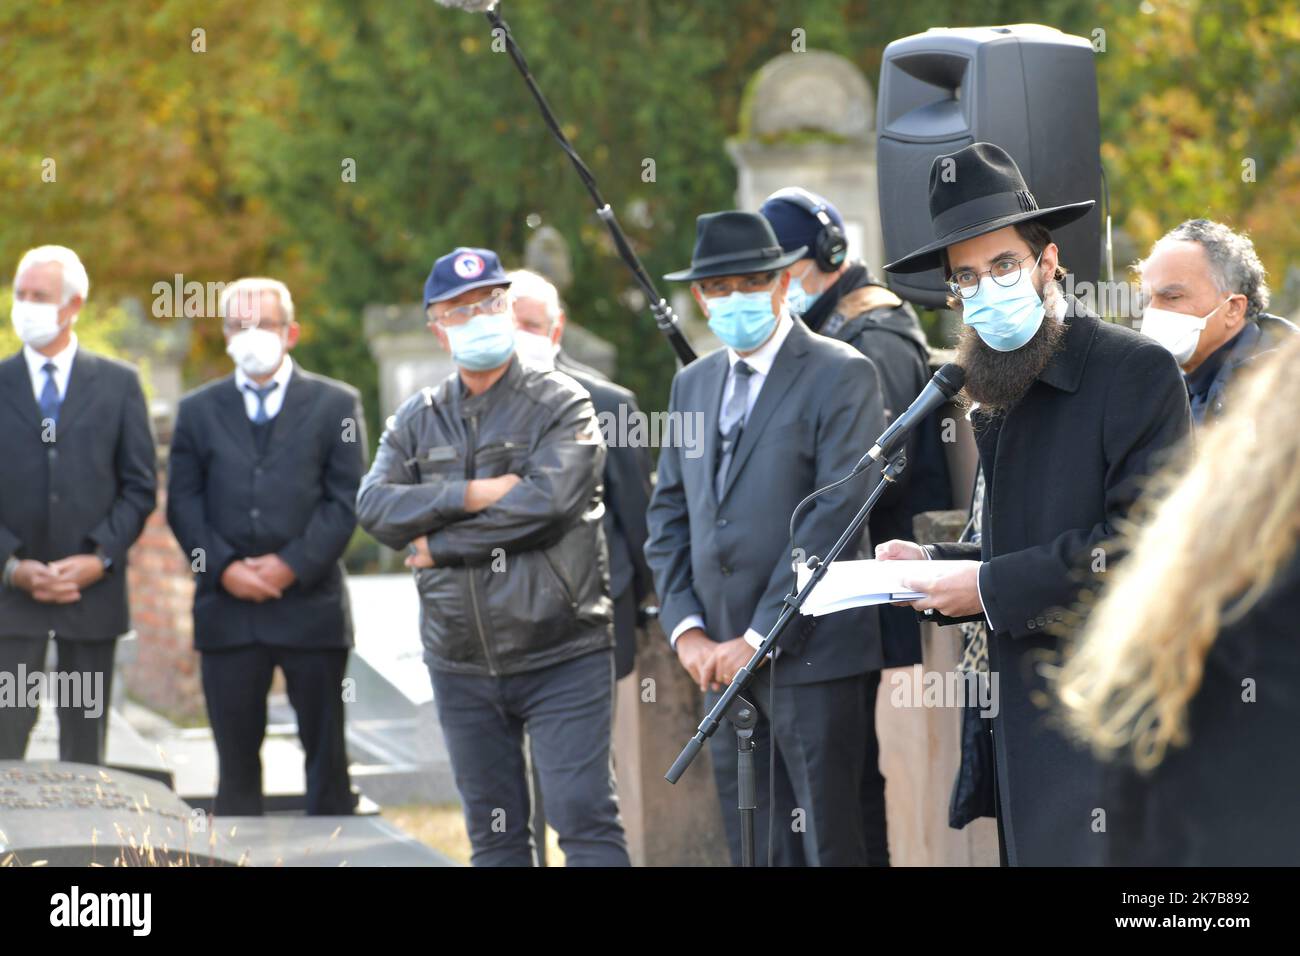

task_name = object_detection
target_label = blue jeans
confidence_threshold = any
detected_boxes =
[428,649,629,867]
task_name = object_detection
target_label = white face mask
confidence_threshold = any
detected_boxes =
[11,299,65,349]
[226,327,285,378]
[1139,298,1228,365]
[514,329,557,370]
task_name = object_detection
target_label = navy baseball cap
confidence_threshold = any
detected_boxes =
[424,247,512,307]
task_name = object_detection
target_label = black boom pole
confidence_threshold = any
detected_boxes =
[440,1,698,365]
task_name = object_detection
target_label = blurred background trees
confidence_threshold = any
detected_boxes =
[2,0,1297,430]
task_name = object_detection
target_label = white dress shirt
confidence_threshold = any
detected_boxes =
[235,355,294,421]
[669,312,795,651]
[24,333,78,404]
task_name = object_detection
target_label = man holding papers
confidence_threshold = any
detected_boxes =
[877,143,1192,865]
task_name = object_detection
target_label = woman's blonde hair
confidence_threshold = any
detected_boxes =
[1055,332,1300,771]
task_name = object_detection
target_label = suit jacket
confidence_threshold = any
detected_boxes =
[554,351,654,602]
[645,316,886,686]
[811,268,953,668]
[166,365,367,651]
[928,299,1193,864]
[0,348,157,641]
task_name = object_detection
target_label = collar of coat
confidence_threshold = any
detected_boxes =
[1035,294,1098,395]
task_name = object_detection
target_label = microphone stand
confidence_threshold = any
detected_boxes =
[479,5,697,366]
[665,453,908,862]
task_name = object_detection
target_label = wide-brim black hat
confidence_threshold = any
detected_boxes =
[664,211,807,281]
[883,142,1095,275]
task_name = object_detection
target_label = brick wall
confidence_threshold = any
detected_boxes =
[124,473,205,723]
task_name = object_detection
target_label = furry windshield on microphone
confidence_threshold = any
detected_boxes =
[432,0,500,12]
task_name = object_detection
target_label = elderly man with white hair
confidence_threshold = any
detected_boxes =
[0,245,157,763]
[167,277,367,816]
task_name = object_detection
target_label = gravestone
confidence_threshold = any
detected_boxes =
[727,50,886,276]
[0,761,455,867]
[0,761,219,866]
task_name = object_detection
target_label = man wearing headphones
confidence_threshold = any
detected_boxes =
[761,188,953,865]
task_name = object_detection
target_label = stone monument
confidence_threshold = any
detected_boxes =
[727,50,886,275]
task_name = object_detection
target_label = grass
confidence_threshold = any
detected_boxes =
[380,802,565,867]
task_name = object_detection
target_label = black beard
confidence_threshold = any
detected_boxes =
[955,305,1067,415]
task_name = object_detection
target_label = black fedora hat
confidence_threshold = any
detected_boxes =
[664,211,807,282]
[883,142,1095,275]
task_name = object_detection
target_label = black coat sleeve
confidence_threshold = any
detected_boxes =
[278,387,368,589]
[979,341,1192,638]
[643,373,704,639]
[603,390,655,601]
[86,367,157,564]
[167,397,240,580]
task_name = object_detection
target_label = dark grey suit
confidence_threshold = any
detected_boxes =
[645,316,886,865]
[0,348,157,761]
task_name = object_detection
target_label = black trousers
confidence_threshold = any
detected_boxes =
[706,667,869,866]
[0,636,116,764]
[200,643,354,816]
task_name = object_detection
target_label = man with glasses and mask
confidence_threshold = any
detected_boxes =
[168,277,367,816]
[357,247,629,867]
[874,143,1192,865]
[645,211,886,866]
[1136,218,1296,426]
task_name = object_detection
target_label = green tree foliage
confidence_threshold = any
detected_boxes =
[2,0,1297,428]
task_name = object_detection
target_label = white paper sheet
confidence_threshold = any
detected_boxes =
[795,558,945,617]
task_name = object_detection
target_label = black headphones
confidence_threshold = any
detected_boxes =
[766,187,848,273]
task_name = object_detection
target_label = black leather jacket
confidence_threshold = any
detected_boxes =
[357,356,613,676]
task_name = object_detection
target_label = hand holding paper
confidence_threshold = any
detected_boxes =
[796,559,942,617]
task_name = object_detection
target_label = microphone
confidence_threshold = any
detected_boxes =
[857,362,964,469]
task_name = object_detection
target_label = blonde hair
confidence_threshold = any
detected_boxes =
[1055,333,1300,771]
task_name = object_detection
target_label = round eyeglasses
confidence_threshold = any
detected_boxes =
[946,250,1042,299]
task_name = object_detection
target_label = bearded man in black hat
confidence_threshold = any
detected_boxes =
[644,211,887,866]
[876,142,1192,866]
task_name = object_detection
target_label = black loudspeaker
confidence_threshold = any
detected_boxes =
[877,25,1101,308]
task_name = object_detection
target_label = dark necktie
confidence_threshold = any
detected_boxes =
[39,362,62,425]
[245,381,279,424]
[715,360,754,499]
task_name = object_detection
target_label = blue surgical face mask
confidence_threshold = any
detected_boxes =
[960,252,1046,352]
[444,309,517,370]
[706,290,777,352]
[786,275,822,315]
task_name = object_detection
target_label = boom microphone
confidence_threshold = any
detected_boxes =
[858,363,964,469]
[432,0,698,365]
[433,0,499,11]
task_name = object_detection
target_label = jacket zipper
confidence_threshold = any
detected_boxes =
[464,413,498,675]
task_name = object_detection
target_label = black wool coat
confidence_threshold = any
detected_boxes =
[929,299,1192,865]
